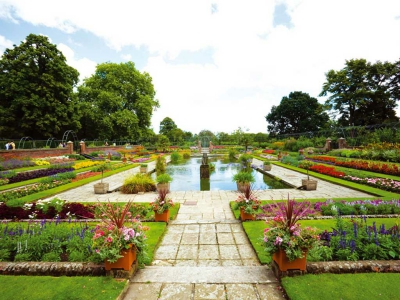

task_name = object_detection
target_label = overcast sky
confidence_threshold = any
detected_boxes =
[1,0,399,136]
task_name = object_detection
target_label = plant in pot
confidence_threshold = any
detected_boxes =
[263,160,272,171]
[156,173,173,192]
[232,171,255,192]
[263,196,319,271]
[93,163,110,194]
[140,164,148,173]
[92,200,148,271]
[233,184,260,221]
[299,160,317,190]
[150,188,174,222]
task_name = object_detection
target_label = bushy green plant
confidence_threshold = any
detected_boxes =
[228,148,237,161]
[155,155,166,174]
[232,171,255,184]
[281,155,299,167]
[121,173,156,194]
[182,152,191,159]
[156,173,172,184]
[170,151,182,163]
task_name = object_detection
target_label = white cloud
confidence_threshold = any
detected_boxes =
[57,43,97,83]
[120,53,132,61]
[1,0,400,133]
[0,34,13,54]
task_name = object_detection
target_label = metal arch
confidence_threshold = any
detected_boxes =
[200,136,210,148]
[18,136,36,149]
[45,137,56,148]
[61,130,79,145]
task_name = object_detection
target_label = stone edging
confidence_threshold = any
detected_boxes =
[271,260,400,279]
[0,262,105,276]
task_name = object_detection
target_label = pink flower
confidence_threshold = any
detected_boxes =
[274,237,283,245]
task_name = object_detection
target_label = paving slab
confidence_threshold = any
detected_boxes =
[131,266,275,284]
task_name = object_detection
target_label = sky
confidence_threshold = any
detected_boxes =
[0,0,400,137]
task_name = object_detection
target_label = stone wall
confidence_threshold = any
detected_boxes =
[271,260,400,279]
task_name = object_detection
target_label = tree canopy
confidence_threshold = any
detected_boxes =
[77,62,159,140]
[320,58,400,126]
[266,91,329,135]
[0,34,80,138]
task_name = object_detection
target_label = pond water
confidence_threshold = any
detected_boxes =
[151,157,292,191]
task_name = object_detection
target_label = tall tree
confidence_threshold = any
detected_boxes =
[159,117,177,136]
[266,91,329,135]
[320,59,399,126]
[77,62,159,140]
[0,34,80,138]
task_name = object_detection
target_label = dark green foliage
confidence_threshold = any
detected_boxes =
[320,58,400,126]
[77,61,159,140]
[0,34,80,138]
[266,91,329,135]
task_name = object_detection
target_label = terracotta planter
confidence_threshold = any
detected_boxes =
[157,183,170,192]
[94,182,109,194]
[140,167,147,173]
[301,179,318,190]
[104,245,137,271]
[240,207,255,221]
[154,209,170,222]
[263,165,271,171]
[236,182,250,193]
[273,249,307,271]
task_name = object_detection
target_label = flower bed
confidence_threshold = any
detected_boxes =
[0,159,36,170]
[2,168,74,184]
[335,159,400,176]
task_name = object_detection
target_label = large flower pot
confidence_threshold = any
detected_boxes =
[240,207,255,221]
[94,182,109,194]
[157,183,170,192]
[236,182,250,193]
[154,209,170,222]
[105,245,137,271]
[263,165,272,171]
[301,179,317,191]
[140,167,147,173]
[273,249,307,271]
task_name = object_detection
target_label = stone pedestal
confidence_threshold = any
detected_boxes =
[200,164,210,179]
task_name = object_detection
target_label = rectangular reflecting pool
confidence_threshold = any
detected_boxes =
[151,157,292,191]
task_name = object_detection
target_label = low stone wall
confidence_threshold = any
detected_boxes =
[271,260,400,279]
[0,262,105,276]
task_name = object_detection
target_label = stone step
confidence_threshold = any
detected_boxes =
[131,266,275,284]
[169,219,241,225]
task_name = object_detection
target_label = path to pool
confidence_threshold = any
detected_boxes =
[51,159,371,299]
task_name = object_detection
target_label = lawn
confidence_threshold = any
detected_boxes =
[0,275,127,300]
[282,273,400,300]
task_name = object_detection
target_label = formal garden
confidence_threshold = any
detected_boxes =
[0,141,399,299]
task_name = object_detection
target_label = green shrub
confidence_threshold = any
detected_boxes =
[170,152,182,163]
[121,173,156,194]
[232,171,255,183]
[182,152,191,159]
[281,155,299,167]
[156,173,172,184]
[155,155,166,174]
[228,148,237,161]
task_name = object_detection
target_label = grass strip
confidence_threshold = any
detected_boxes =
[273,161,399,198]
[0,275,127,300]
[282,273,400,300]
[143,221,167,264]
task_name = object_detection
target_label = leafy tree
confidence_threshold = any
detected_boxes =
[320,59,399,126]
[77,62,159,140]
[0,34,80,138]
[254,132,269,147]
[156,134,170,152]
[266,91,329,136]
[159,117,177,136]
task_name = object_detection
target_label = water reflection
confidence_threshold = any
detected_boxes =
[151,157,291,191]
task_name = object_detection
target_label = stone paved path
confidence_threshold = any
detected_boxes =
[50,158,373,299]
